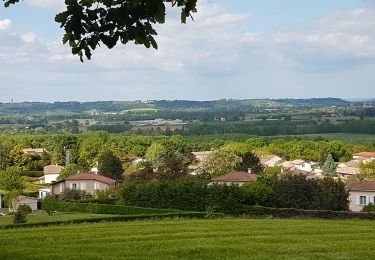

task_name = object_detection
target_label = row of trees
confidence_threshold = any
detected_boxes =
[0,132,357,172]
[120,175,349,214]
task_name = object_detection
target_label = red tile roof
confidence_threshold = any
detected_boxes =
[212,172,258,182]
[354,152,375,158]
[347,181,375,191]
[64,173,116,185]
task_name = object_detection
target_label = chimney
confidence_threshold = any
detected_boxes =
[248,168,252,174]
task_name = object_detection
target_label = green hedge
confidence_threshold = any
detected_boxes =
[41,201,180,215]
[242,205,375,219]
[1,212,224,230]
[121,181,249,215]
[21,171,44,178]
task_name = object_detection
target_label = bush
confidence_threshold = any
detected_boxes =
[63,188,84,200]
[242,182,275,207]
[362,203,375,212]
[17,204,32,215]
[21,171,44,178]
[13,211,27,224]
[274,175,349,211]
[42,196,59,216]
[13,204,32,224]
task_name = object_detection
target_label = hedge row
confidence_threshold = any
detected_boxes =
[41,201,180,215]
[21,171,44,178]
[121,181,249,215]
[1,212,223,230]
[242,205,375,219]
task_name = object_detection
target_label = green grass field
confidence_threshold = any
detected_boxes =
[1,218,375,259]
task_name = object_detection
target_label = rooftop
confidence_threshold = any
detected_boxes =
[55,173,116,186]
[212,172,258,182]
[354,152,375,158]
[347,181,375,191]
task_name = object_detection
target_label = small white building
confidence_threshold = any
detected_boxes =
[40,165,64,184]
[38,188,51,199]
[260,155,282,167]
[10,195,38,212]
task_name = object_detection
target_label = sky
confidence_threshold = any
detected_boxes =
[0,0,375,102]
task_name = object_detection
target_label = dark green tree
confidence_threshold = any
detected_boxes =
[4,0,197,61]
[322,154,337,177]
[275,175,321,210]
[156,151,189,181]
[98,149,123,180]
[58,163,80,181]
[317,177,349,211]
[236,151,264,174]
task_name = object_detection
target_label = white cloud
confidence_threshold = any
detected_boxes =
[0,19,11,30]
[25,0,65,10]
[20,32,37,43]
[1,1,375,101]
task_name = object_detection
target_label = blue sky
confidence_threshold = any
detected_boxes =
[0,0,374,102]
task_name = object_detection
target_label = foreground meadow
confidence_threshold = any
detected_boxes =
[1,218,375,259]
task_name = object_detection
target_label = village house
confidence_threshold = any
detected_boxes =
[189,151,212,164]
[280,159,317,172]
[40,164,64,184]
[347,181,375,212]
[209,171,258,186]
[51,173,116,197]
[282,169,319,180]
[260,155,282,167]
[22,148,48,156]
[10,195,38,212]
[127,157,145,166]
[38,188,51,199]
[353,152,375,160]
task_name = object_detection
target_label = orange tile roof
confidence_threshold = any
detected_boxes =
[354,152,375,158]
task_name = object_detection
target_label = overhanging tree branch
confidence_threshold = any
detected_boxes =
[3,0,197,62]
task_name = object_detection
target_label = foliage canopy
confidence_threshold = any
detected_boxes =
[4,0,197,61]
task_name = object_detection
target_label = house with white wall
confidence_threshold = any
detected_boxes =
[347,181,375,212]
[40,165,64,184]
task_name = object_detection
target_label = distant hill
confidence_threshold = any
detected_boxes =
[0,98,351,115]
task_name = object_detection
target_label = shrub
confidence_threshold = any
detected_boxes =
[13,211,27,224]
[275,175,321,210]
[42,196,59,216]
[242,182,275,207]
[13,204,32,224]
[362,203,375,212]
[63,188,84,200]
[17,204,32,215]
[317,177,349,211]
[21,171,44,178]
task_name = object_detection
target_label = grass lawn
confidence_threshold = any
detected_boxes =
[0,211,115,226]
[1,218,375,259]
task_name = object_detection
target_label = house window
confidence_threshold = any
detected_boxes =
[360,196,367,205]
[94,182,100,191]
[72,183,78,190]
